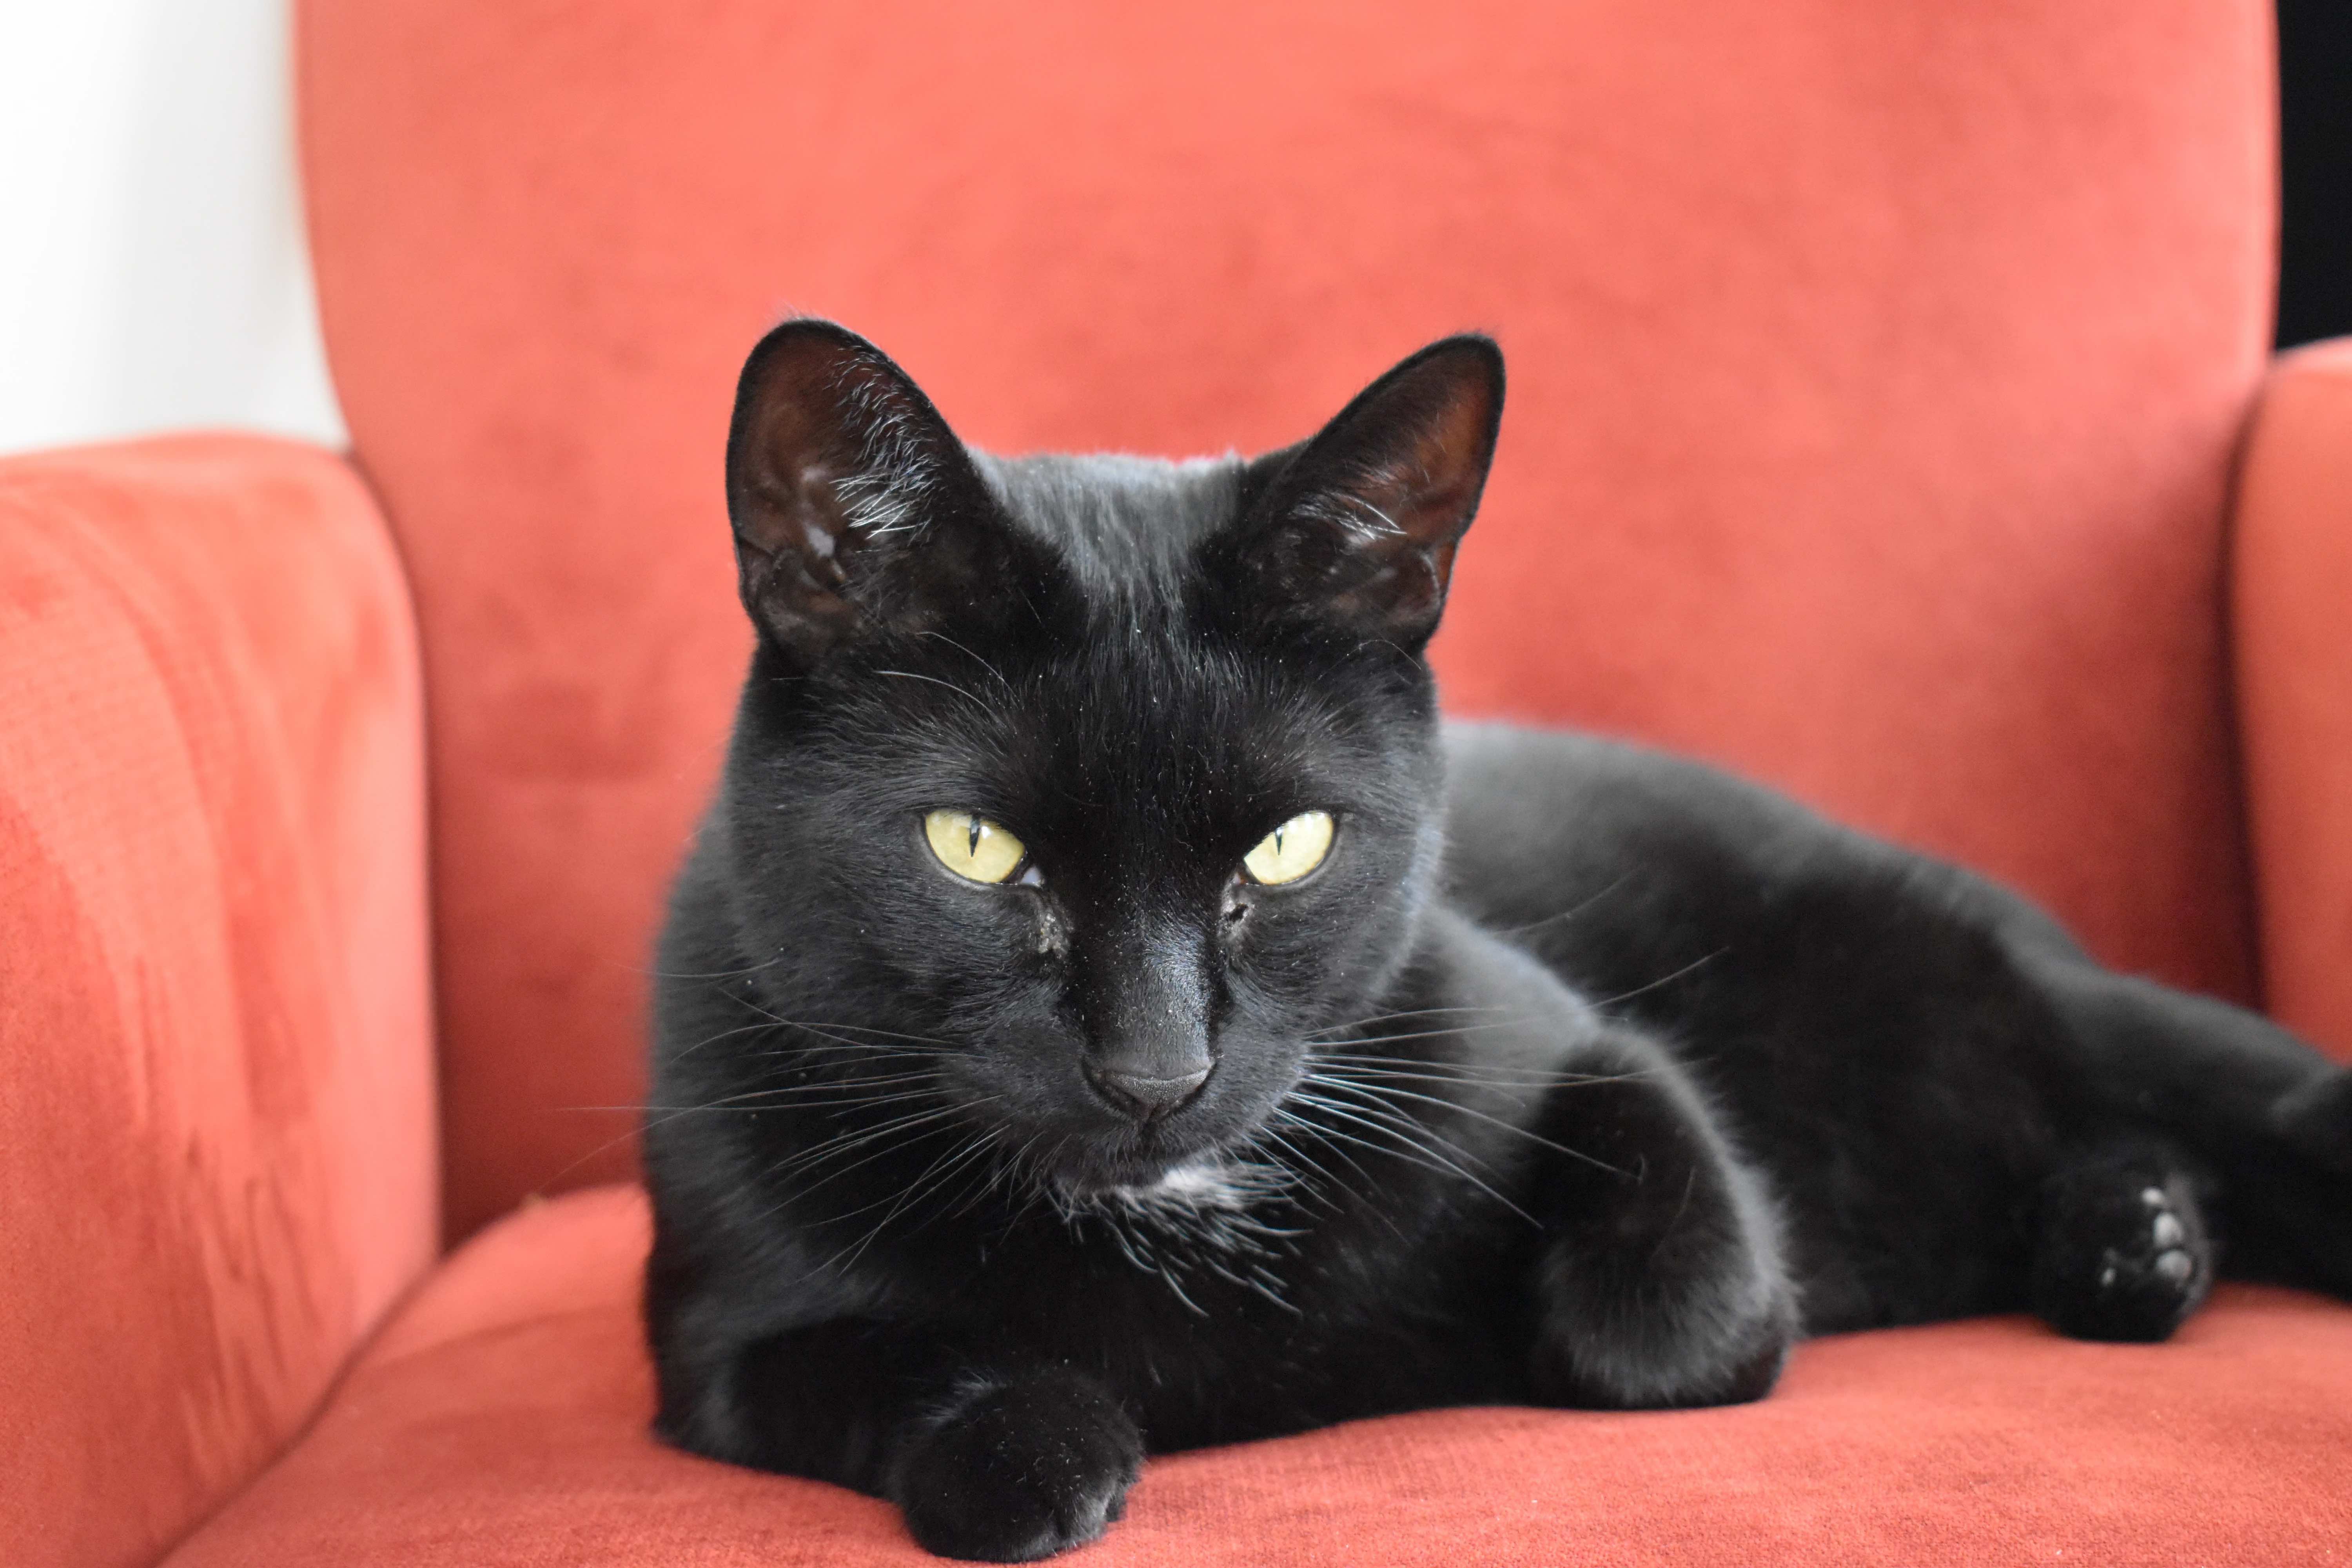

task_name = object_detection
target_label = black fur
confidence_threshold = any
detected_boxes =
[644,322,2352,1561]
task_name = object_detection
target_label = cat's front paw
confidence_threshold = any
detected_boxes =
[1523,1056,1798,1410]
[1530,1250,1797,1410]
[890,1368,1143,1562]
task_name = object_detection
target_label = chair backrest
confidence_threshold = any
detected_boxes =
[299,0,2274,1241]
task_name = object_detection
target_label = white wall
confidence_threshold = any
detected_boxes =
[0,0,344,458]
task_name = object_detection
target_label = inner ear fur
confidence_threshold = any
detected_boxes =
[1218,335,1505,649]
[724,319,1027,669]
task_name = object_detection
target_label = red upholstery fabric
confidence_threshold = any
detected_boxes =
[0,439,437,1568]
[2234,338,2352,1063]
[298,0,2275,1240]
[162,1187,2352,1566]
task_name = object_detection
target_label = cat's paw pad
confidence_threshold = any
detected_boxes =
[891,1371,1143,1562]
[2114,1185,2196,1288]
[2033,1165,2212,1344]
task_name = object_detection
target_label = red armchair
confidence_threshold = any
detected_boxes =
[7,2,2350,1563]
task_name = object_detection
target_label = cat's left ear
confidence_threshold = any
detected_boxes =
[1213,335,1503,651]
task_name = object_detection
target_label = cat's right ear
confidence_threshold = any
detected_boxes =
[724,320,1016,670]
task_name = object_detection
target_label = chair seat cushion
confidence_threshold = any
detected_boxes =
[164,1186,2352,1566]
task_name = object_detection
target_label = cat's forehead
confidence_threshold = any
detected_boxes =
[984,620,1415,860]
[972,450,1249,604]
[964,456,1351,804]
[802,448,1428,833]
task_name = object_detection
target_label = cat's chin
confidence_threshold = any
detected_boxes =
[1049,1154,1192,1198]
[1045,1140,1241,1200]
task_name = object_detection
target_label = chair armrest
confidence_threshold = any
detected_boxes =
[2234,338,2352,1062]
[0,437,437,1565]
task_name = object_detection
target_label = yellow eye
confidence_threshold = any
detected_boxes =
[1242,810,1334,885]
[924,809,1027,884]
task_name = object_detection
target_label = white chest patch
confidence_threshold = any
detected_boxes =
[1054,1154,1302,1316]
[1104,1157,1261,1217]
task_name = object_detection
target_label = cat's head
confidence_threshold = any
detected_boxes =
[715,321,1502,1195]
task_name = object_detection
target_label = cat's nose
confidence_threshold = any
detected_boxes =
[1087,1062,1212,1121]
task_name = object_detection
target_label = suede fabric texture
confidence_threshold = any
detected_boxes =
[161,1186,2352,1566]
[0,438,437,1568]
[296,0,2276,1241]
[2235,339,2352,1063]
[7,8,2348,1563]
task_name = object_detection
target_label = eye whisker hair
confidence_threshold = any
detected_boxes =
[918,630,1015,694]
[873,667,998,717]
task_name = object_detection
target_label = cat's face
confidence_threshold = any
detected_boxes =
[716,323,1502,1194]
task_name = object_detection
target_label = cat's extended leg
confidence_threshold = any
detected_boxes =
[2017,949,2352,1301]
[2029,1136,2216,1343]
[651,1305,1140,1563]
[1523,1027,1798,1409]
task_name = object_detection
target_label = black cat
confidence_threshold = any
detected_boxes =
[643,321,2352,1562]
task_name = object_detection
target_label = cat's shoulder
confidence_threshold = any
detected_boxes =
[1440,720,1827,847]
